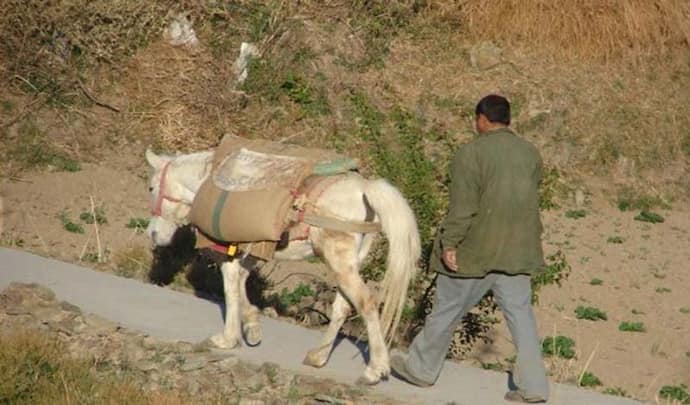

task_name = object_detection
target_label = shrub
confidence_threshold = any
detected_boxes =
[541,335,576,359]
[579,371,602,387]
[574,306,608,321]
[659,384,690,404]
[618,321,646,332]
[634,211,664,223]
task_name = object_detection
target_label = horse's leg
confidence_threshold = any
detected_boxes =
[316,229,389,385]
[238,264,262,346]
[210,260,242,349]
[303,291,351,368]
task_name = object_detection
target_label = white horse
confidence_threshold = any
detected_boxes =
[144,148,420,384]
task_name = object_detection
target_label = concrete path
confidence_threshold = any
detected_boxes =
[0,247,639,405]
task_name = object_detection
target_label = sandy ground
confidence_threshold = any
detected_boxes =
[1,159,689,402]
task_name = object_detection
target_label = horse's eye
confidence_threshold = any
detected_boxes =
[149,187,154,192]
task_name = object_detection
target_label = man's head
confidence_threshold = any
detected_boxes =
[475,94,510,134]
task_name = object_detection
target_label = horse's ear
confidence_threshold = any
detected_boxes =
[145,148,165,169]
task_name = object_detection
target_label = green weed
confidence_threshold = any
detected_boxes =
[280,73,330,116]
[606,236,624,244]
[617,187,669,211]
[575,306,608,321]
[631,309,645,315]
[532,250,571,304]
[58,211,84,234]
[680,307,690,314]
[602,387,627,396]
[589,278,603,286]
[277,283,315,309]
[125,217,150,232]
[579,371,602,387]
[9,121,80,172]
[634,210,664,223]
[655,287,671,293]
[565,209,587,219]
[539,167,562,210]
[618,321,646,332]
[659,384,690,404]
[541,335,576,359]
[79,208,107,225]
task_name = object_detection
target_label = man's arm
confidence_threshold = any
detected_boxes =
[440,146,480,262]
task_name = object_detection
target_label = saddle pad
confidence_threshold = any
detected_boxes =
[213,148,311,191]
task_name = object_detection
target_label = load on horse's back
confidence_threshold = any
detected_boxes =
[145,134,420,385]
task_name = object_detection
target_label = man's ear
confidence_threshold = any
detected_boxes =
[145,148,166,169]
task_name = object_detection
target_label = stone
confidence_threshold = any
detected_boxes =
[262,307,278,318]
[180,356,207,372]
[469,41,503,70]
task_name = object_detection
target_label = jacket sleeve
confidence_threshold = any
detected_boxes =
[440,146,480,249]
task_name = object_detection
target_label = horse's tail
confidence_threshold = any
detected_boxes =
[363,179,420,344]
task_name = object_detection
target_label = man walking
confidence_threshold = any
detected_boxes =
[391,95,549,403]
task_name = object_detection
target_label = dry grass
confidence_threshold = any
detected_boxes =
[426,0,690,62]
[0,328,195,405]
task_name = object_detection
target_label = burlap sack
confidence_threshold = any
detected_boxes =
[190,133,358,244]
[190,147,310,242]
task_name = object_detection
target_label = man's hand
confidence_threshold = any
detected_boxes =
[442,248,458,272]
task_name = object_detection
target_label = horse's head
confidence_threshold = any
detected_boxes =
[145,149,196,246]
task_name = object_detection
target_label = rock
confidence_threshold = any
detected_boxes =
[314,394,353,405]
[575,188,586,207]
[238,399,265,405]
[135,360,159,372]
[59,301,82,314]
[180,356,207,372]
[83,314,119,335]
[469,41,503,70]
[262,307,278,318]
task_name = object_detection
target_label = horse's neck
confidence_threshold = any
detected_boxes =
[175,151,214,195]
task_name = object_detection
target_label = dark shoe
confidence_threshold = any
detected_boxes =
[504,390,546,403]
[390,355,433,388]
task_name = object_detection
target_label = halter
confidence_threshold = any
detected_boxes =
[151,161,186,216]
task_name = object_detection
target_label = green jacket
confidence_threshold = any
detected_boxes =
[434,127,545,278]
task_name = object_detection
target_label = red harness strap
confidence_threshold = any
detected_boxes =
[151,161,185,216]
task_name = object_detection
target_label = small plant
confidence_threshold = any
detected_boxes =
[631,308,645,315]
[565,209,587,219]
[680,307,690,314]
[539,167,562,210]
[58,211,84,234]
[634,210,664,223]
[575,306,608,321]
[579,371,602,387]
[606,236,624,244]
[616,187,669,212]
[532,250,571,304]
[10,121,81,172]
[126,217,150,232]
[655,287,672,293]
[618,321,646,332]
[589,278,603,285]
[278,283,315,308]
[602,387,627,396]
[541,336,576,359]
[659,384,689,404]
[80,208,107,225]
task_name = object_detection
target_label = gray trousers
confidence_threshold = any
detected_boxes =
[406,273,549,401]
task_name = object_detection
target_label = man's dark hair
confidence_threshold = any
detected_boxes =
[475,94,511,125]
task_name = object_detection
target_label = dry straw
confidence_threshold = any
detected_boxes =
[427,0,690,62]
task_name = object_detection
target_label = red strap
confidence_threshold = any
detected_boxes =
[151,161,184,216]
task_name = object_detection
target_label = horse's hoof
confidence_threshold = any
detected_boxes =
[355,376,380,386]
[302,346,329,368]
[243,323,262,347]
[210,333,241,350]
